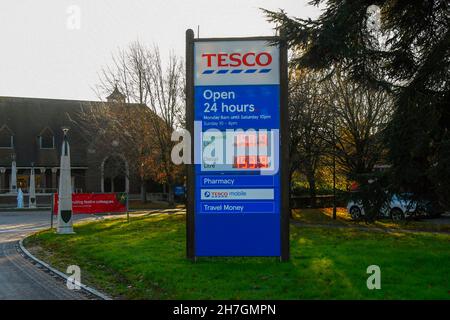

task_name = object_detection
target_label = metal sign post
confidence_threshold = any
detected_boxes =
[186,29,289,260]
[50,193,54,230]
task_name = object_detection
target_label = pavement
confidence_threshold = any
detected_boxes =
[0,210,104,300]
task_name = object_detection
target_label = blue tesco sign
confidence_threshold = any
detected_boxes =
[187,34,289,259]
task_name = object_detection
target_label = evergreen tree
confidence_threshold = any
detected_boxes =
[265,1,450,209]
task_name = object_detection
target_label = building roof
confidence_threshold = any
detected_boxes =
[106,86,126,103]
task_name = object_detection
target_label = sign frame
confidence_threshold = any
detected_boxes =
[185,29,289,261]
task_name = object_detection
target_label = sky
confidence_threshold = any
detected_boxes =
[0,0,320,101]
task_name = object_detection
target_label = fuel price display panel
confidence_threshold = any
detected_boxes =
[192,39,283,257]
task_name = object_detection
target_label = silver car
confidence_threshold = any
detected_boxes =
[347,194,417,221]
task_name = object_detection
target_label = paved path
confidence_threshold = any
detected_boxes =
[0,210,103,300]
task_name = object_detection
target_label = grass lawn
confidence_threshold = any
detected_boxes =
[25,214,450,299]
[293,207,450,233]
[128,200,185,210]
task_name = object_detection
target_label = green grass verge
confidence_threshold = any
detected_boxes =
[25,214,450,299]
[128,200,185,210]
[293,208,450,233]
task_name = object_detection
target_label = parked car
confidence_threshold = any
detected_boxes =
[347,193,418,221]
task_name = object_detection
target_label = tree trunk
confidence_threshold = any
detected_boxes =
[140,180,147,203]
[307,172,317,208]
[167,183,175,207]
[289,170,294,218]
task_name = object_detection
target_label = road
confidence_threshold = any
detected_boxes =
[0,210,102,300]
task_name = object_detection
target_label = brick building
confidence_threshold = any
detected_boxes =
[0,91,158,196]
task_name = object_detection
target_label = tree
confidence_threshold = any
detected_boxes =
[322,68,393,180]
[264,1,450,209]
[88,41,185,205]
[289,67,392,217]
[78,100,160,201]
[142,46,185,205]
[289,69,331,206]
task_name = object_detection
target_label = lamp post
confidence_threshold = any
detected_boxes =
[57,127,74,234]
[11,153,17,193]
[0,167,6,193]
[332,105,337,220]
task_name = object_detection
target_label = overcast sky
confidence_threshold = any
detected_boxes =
[0,0,320,101]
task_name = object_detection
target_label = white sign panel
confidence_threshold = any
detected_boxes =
[194,40,280,86]
[200,188,274,200]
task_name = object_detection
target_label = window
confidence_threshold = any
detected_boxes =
[0,125,13,148]
[39,127,54,149]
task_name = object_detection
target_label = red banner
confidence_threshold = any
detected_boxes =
[53,193,128,214]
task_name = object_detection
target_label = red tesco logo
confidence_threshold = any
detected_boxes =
[202,52,272,68]
[212,191,228,197]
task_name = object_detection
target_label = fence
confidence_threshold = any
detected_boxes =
[290,194,348,208]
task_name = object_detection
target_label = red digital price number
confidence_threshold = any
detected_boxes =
[235,133,268,147]
[233,156,269,169]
